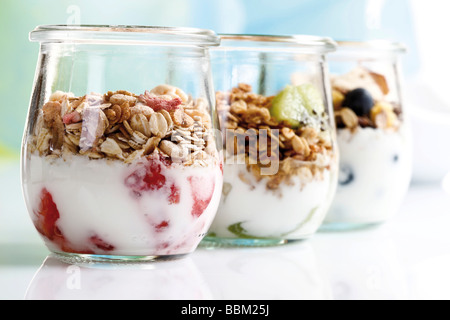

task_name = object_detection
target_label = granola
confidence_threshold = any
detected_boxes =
[331,66,401,131]
[216,84,335,192]
[28,85,218,167]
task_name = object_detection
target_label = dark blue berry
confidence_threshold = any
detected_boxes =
[343,88,374,116]
[393,154,399,163]
[339,165,354,186]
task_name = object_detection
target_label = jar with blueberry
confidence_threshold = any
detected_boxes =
[321,41,413,230]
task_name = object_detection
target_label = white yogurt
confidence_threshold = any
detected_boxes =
[208,162,337,239]
[324,126,412,226]
[22,154,223,256]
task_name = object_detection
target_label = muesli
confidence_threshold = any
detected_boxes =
[206,83,338,241]
[24,85,223,256]
[324,67,411,226]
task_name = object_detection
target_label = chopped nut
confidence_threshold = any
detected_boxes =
[230,100,248,114]
[339,108,359,130]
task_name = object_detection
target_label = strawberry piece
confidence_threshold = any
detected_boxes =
[34,188,63,241]
[168,184,181,204]
[90,235,115,252]
[62,111,82,125]
[125,161,166,193]
[188,176,216,218]
[139,91,182,112]
[154,220,170,232]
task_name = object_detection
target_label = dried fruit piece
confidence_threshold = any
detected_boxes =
[139,91,182,112]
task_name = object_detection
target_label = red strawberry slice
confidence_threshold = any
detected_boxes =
[34,188,63,241]
[90,235,115,252]
[188,175,216,218]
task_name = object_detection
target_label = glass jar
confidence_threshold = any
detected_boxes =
[203,35,339,247]
[22,25,223,263]
[322,41,412,231]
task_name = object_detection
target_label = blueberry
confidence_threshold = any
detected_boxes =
[342,88,374,116]
[393,154,399,163]
[339,165,355,186]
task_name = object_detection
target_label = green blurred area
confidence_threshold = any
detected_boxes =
[0,0,190,157]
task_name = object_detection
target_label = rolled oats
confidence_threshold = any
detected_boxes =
[30,85,216,167]
[130,114,152,137]
[217,83,334,191]
[149,112,169,137]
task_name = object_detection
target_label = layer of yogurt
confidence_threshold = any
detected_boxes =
[22,154,223,256]
[208,163,337,239]
[325,126,412,225]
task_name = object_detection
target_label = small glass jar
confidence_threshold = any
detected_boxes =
[321,41,413,230]
[203,35,339,246]
[22,25,223,263]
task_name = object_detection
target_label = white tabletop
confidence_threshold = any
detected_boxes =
[1,160,449,300]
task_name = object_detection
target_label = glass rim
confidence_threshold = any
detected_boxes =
[336,40,407,53]
[29,25,221,47]
[218,34,338,53]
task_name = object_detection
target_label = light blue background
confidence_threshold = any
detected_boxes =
[0,0,418,153]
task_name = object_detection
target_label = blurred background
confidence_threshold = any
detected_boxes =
[1,0,449,245]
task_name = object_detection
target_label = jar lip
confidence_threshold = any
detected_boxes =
[218,34,337,53]
[336,40,407,53]
[30,25,220,47]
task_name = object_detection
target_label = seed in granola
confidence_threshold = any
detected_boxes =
[130,114,152,137]
[149,112,169,137]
